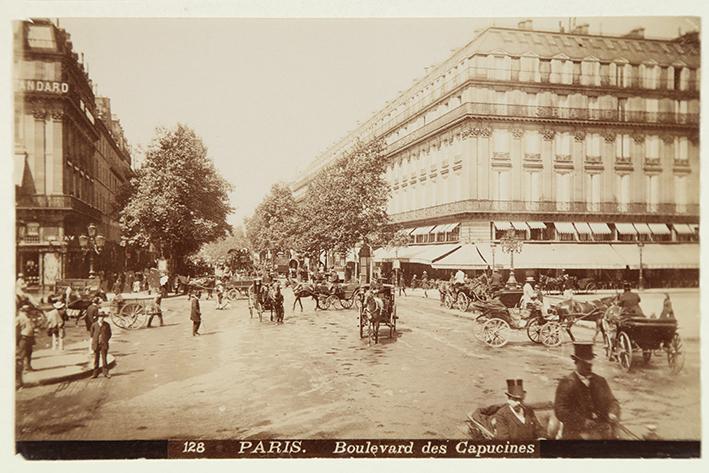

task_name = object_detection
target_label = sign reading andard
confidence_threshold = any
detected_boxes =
[16,79,69,94]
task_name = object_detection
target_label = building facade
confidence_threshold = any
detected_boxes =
[292,22,700,286]
[14,19,135,286]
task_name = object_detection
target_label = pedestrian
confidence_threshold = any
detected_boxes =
[521,276,535,307]
[46,301,67,351]
[132,276,141,293]
[16,272,27,297]
[90,311,112,378]
[190,292,202,336]
[492,379,545,440]
[554,342,620,439]
[147,294,164,327]
[16,304,36,373]
[397,270,407,296]
[215,281,227,310]
[422,271,429,298]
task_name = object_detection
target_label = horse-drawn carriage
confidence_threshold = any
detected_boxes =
[224,278,256,301]
[471,298,545,348]
[54,278,108,325]
[601,309,684,374]
[540,275,597,295]
[358,283,397,344]
[317,282,361,310]
[108,294,160,329]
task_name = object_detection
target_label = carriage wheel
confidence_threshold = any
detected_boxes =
[525,316,544,344]
[617,331,633,372]
[317,294,330,310]
[482,318,510,348]
[585,282,597,293]
[456,292,470,312]
[444,293,455,309]
[226,288,239,301]
[540,321,562,347]
[327,295,341,310]
[667,333,685,375]
[110,311,131,330]
[472,313,488,341]
[119,303,145,329]
[353,290,362,311]
[642,350,653,365]
[340,295,354,310]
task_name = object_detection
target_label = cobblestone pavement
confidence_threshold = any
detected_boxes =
[15,290,700,440]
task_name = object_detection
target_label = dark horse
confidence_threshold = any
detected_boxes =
[272,284,284,324]
[553,295,617,342]
[290,282,318,312]
[362,289,388,344]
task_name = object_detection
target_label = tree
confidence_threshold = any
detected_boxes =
[246,183,299,254]
[119,124,233,271]
[196,226,250,265]
[296,139,390,255]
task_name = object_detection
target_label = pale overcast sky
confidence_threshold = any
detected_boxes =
[58,16,698,227]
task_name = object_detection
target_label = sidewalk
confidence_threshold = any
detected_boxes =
[20,342,116,387]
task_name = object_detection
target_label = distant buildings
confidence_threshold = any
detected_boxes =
[14,19,136,286]
[292,21,700,286]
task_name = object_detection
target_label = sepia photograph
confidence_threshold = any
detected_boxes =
[4,3,705,462]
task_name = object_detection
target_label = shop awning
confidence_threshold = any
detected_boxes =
[615,223,637,235]
[406,243,462,265]
[511,221,528,231]
[436,222,460,233]
[673,223,694,235]
[664,244,700,269]
[647,223,671,235]
[625,244,700,269]
[478,243,639,270]
[555,244,630,270]
[633,223,652,235]
[494,221,513,231]
[609,244,641,268]
[429,225,443,234]
[589,222,612,234]
[400,228,415,235]
[554,222,576,235]
[373,247,398,262]
[411,226,435,236]
[573,222,593,234]
[527,221,547,229]
[432,244,489,269]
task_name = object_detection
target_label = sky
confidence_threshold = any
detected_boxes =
[58,16,699,228]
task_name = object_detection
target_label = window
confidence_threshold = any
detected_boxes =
[525,171,541,210]
[646,98,659,121]
[555,132,571,158]
[495,91,507,114]
[494,170,510,203]
[675,137,689,161]
[27,25,56,50]
[586,133,601,158]
[646,136,660,159]
[646,174,660,212]
[520,56,540,82]
[587,173,601,211]
[588,97,599,119]
[581,60,600,86]
[555,172,572,210]
[524,130,540,157]
[674,175,687,213]
[493,129,510,156]
[617,174,631,211]
[616,134,632,160]
[494,55,511,80]
[679,67,690,90]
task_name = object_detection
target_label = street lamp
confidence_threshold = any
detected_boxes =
[500,230,523,287]
[78,223,105,278]
[637,240,645,290]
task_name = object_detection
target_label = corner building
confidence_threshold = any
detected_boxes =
[14,19,135,287]
[292,23,700,287]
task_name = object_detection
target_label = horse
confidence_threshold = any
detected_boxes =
[553,295,617,342]
[272,285,284,324]
[362,289,388,344]
[291,282,319,312]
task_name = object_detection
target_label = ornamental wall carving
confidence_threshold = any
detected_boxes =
[602,132,616,143]
[511,128,524,139]
[573,131,586,142]
[632,134,645,144]
[661,135,675,145]
[541,128,556,141]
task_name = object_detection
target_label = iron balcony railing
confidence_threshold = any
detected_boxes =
[389,200,699,223]
[16,194,103,219]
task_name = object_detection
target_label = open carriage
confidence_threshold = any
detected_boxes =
[358,283,397,344]
[316,282,361,310]
[108,294,159,329]
[602,313,684,374]
[471,298,546,348]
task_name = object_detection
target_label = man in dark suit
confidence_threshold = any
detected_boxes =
[85,297,101,333]
[554,342,620,439]
[190,292,202,336]
[493,379,545,440]
[90,311,112,378]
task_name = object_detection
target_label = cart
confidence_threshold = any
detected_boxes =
[108,294,157,329]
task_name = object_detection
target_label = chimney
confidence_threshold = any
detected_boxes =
[572,23,589,35]
[623,27,645,39]
[518,19,533,30]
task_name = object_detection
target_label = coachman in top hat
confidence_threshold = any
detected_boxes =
[554,342,620,439]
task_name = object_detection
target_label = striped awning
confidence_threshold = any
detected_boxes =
[589,222,612,234]
[554,222,576,234]
[432,244,489,269]
[511,221,528,231]
[527,221,547,229]
[407,243,462,265]
[494,221,513,231]
[573,222,593,234]
[615,223,637,235]
[411,226,435,236]
[673,223,694,235]
[647,223,671,235]
[633,223,652,235]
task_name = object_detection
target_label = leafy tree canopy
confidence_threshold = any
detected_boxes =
[246,183,299,254]
[119,124,233,268]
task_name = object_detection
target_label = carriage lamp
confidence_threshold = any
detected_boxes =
[87,223,97,238]
[78,223,105,278]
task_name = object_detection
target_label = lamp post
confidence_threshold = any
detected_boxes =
[637,241,645,290]
[78,223,105,278]
[500,230,523,287]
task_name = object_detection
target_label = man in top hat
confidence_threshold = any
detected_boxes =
[90,310,112,378]
[493,379,545,440]
[85,297,102,333]
[618,282,643,317]
[190,291,202,336]
[554,342,620,439]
